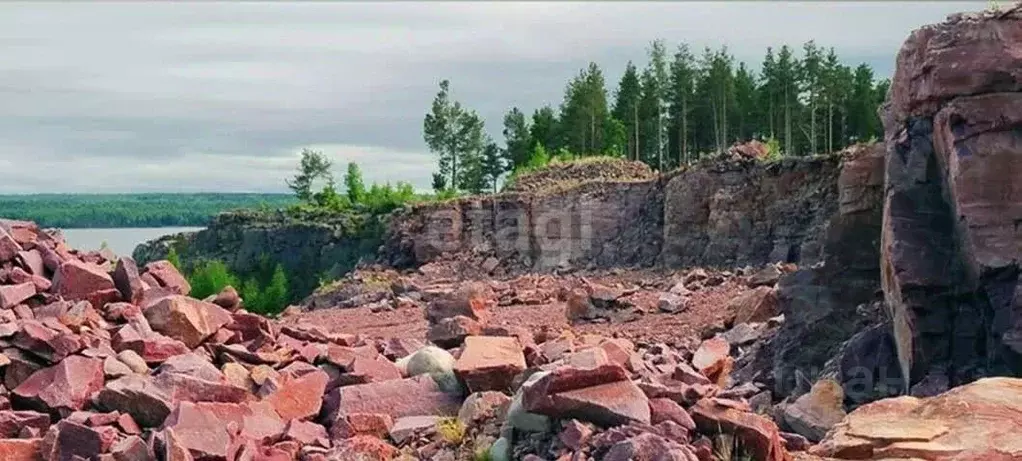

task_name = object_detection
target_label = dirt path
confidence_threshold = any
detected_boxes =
[284,268,748,347]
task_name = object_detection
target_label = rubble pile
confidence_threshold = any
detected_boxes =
[0,218,812,461]
[503,158,656,195]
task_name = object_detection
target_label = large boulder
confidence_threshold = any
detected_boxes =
[727,286,778,325]
[691,337,731,385]
[323,375,461,422]
[782,379,847,442]
[690,398,787,461]
[93,375,174,428]
[812,377,1022,460]
[143,260,191,295]
[12,356,104,417]
[521,364,649,426]
[880,7,1022,390]
[454,336,526,393]
[112,257,146,305]
[424,282,493,324]
[144,295,233,348]
[51,260,118,305]
[160,400,285,460]
[263,369,330,421]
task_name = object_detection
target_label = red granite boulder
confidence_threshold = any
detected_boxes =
[112,257,147,305]
[690,398,787,461]
[144,260,191,296]
[0,283,36,309]
[264,369,330,421]
[51,260,117,306]
[323,375,461,422]
[144,295,233,348]
[12,356,104,417]
[522,364,650,426]
[454,336,526,393]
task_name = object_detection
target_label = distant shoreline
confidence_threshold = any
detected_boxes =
[0,193,296,229]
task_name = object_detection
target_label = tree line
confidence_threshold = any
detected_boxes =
[0,194,298,229]
[424,40,889,193]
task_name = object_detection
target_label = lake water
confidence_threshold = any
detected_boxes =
[61,227,204,258]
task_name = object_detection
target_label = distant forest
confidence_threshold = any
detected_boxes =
[425,39,890,193]
[0,193,297,228]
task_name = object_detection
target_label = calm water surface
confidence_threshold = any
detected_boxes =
[61,227,203,257]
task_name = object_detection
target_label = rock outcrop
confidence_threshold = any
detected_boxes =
[134,209,382,299]
[732,143,888,400]
[812,377,1022,460]
[879,6,1022,392]
[383,153,876,276]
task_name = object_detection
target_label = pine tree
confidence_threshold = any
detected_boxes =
[480,141,505,193]
[733,62,757,143]
[502,107,532,169]
[848,64,878,143]
[431,172,447,193]
[638,67,661,166]
[560,62,611,155]
[454,110,487,193]
[760,47,779,141]
[698,47,735,154]
[285,149,333,203]
[612,62,642,161]
[188,260,239,300]
[424,80,488,192]
[799,41,824,155]
[529,106,560,153]
[167,246,182,271]
[262,264,290,314]
[776,45,800,156]
[424,80,461,188]
[668,45,696,166]
[646,40,669,169]
[343,162,365,205]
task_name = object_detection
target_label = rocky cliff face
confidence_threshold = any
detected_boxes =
[382,180,664,272]
[661,156,840,268]
[745,144,888,401]
[134,209,380,298]
[384,153,866,275]
[880,7,1022,393]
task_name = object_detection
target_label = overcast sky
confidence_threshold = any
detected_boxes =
[0,1,983,194]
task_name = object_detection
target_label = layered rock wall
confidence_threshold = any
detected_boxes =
[385,154,862,274]
[383,181,663,272]
[880,8,1022,390]
[661,156,840,268]
[134,210,378,298]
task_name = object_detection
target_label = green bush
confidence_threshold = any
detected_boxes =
[187,260,239,300]
[167,247,182,271]
[764,136,783,162]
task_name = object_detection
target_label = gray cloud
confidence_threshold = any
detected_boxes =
[0,1,983,193]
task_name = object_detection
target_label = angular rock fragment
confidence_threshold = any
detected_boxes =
[13,355,104,417]
[454,336,526,393]
[144,295,232,348]
[51,259,117,305]
[144,260,191,296]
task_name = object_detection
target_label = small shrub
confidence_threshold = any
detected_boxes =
[473,446,493,461]
[188,259,239,300]
[763,136,783,162]
[167,246,182,271]
[712,432,753,461]
[435,417,466,445]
